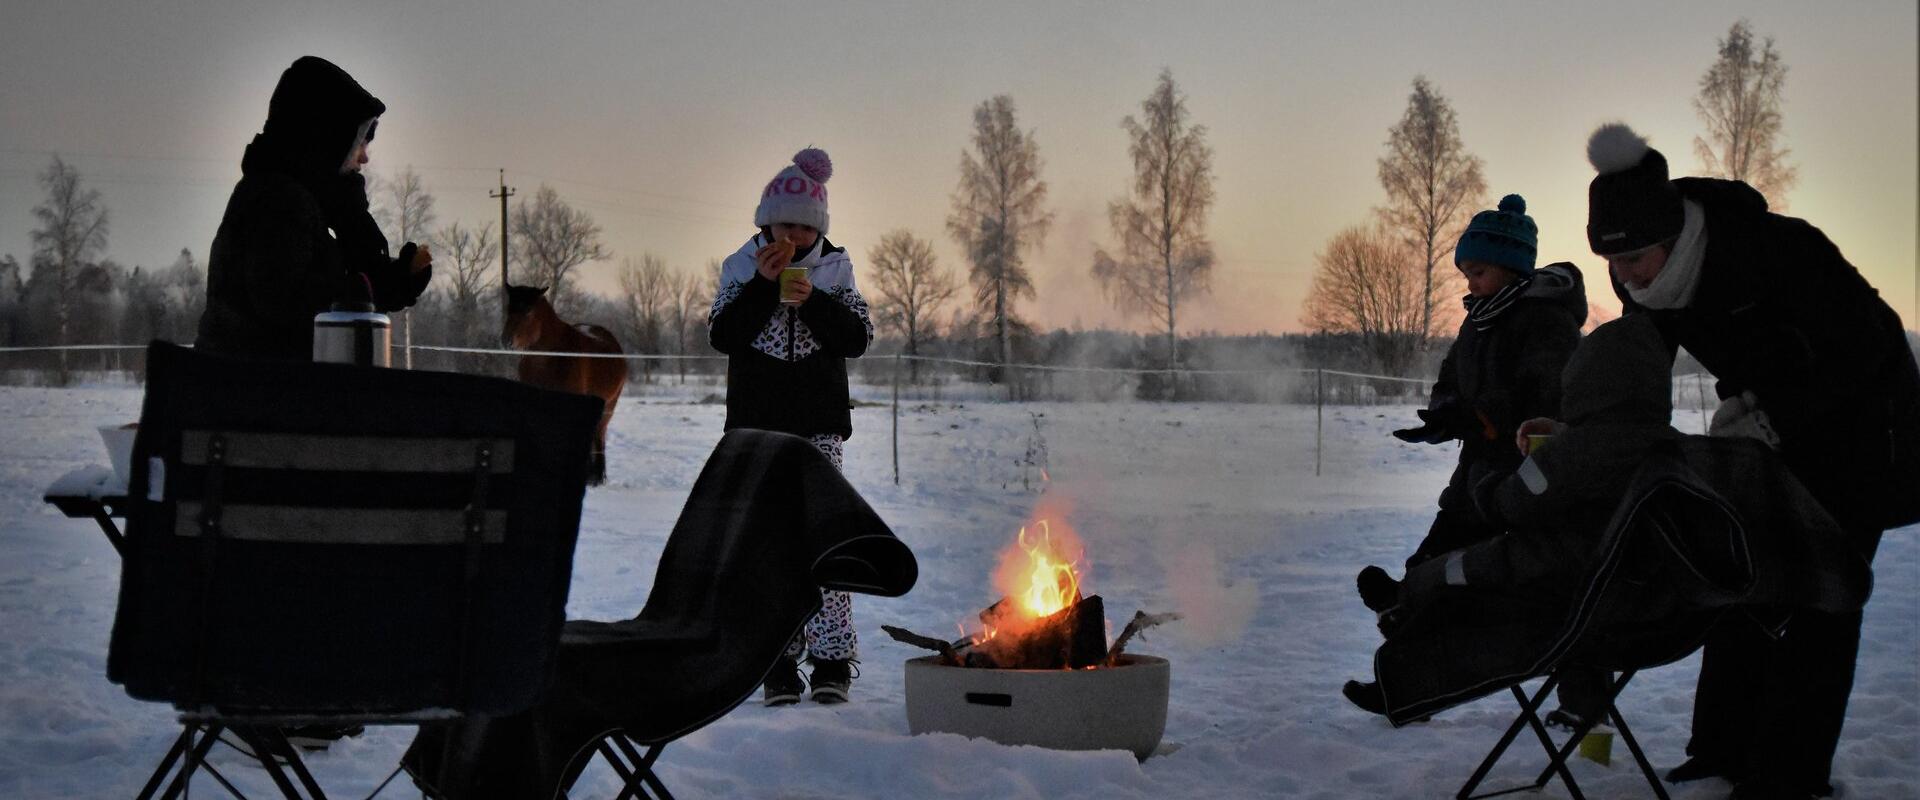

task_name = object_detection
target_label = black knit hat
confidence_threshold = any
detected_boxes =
[1585,123,1684,256]
[260,56,386,177]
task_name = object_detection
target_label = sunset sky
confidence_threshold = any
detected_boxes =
[3,0,1914,335]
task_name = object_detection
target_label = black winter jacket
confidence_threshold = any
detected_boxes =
[195,56,430,361]
[1426,262,1588,472]
[1614,178,1920,529]
[707,233,874,439]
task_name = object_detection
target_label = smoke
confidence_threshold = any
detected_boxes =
[1158,539,1259,648]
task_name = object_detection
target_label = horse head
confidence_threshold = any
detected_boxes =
[502,284,551,349]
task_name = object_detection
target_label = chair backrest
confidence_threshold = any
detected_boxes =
[107,342,604,719]
[557,429,917,745]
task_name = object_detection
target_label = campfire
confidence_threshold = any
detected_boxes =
[888,516,1180,759]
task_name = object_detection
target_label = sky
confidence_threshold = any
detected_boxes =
[2,0,1915,335]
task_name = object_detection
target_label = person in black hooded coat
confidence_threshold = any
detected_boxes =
[195,55,432,361]
[1582,122,1920,799]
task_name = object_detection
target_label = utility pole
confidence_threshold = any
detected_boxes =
[490,169,515,314]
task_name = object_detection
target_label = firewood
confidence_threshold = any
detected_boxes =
[880,624,969,666]
[1104,610,1183,665]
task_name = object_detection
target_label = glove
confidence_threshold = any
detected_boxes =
[1709,390,1781,449]
[1392,409,1456,444]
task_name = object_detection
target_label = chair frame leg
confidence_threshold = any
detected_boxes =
[1462,668,1673,800]
[579,734,675,800]
[137,722,332,800]
[1457,674,1585,800]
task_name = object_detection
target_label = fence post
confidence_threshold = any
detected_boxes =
[892,354,902,486]
[1315,368,1324,477]
[1695,372,1709,434]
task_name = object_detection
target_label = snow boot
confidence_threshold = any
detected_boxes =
[1342,679,1387,716]
[762,655,805,706]
[808,658,858,704]
[1356,565,1400,612]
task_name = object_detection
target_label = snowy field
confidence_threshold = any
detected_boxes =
[1,381,1915,799]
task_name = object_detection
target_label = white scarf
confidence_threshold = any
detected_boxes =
[1624,199,1707,310]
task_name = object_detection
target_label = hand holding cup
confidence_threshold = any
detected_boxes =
[1515,417,1567,455]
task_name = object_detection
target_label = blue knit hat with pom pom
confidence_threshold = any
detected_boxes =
[754,147,833,235]
[1454,194,1539,277]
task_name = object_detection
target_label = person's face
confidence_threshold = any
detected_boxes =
[1607,244,1670,290]
[1458,260,1518,299]
[770,222,820,251]
[340,140,370,174]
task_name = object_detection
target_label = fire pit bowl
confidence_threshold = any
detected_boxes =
[904,653,1169,760]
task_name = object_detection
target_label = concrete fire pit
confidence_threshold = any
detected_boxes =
[904,654,1170,759]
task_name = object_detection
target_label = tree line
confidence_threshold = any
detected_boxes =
[3,20,1797,393]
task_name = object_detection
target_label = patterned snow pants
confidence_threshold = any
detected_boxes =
[784,434,857,662]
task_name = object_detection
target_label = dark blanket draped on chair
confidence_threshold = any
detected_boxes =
[1374,436,1871,726]
[402,428,918,799]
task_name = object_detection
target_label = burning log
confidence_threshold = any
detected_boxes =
[969,594,1107,670]
[1104,610,1183,666]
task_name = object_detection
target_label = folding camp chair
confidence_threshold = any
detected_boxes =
[397,429,916,800]
[107,342,603,799]
[1457,667,1670,800]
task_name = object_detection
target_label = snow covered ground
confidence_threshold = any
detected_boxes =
[1,381,1914,798]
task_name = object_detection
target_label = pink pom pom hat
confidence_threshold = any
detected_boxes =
[754,147,834,235]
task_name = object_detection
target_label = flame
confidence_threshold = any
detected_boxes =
[990,518,1087,623]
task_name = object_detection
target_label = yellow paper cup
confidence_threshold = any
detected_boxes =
[1525,434,1553,456]
[779,267,809,305]
[1577,730,1613,766]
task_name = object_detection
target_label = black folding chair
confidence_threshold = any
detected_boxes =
[107,342,602,799]
[397,429,915,800]
[1457,667,1669,800]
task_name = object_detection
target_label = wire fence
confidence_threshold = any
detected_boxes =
[0,343,1721,484]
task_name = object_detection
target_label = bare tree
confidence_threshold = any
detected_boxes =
[868,229,958,383]
[369,166,437,366]
[948,95,1053,394]
[618,254,670,381]
[159,248,205,343]
[666,267,706,383]
[1091,69,1216,397]
[1300,224,1424,377]
[31,156,110,385]
[1377,77,1485,350]
[432,221,498,345]
[513,185,610,307]
[1694,19,1797,208]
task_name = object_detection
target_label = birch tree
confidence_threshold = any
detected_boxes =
[1377,77,1485,348]
[948,95,1052,394]
[1091,69,1216,397]
[1694,19,1797,208]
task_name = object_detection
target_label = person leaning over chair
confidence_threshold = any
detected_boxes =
[1569,122,1920,800]
[195,55,432,361]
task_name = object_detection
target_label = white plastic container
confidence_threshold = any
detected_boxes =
[904,654,1170,760]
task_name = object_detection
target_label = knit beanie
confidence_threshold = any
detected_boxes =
[754,148,833,235]
[261,56,386,178]
[1560,314,1674,425]
[1585,123,1684,256]
[1454,194,1539,276]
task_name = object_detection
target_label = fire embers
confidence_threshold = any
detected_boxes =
[885,519,1179,670]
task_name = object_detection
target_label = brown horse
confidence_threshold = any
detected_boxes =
[503,284,628,485]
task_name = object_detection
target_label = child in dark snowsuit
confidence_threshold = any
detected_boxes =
[1358,194,1593,723]
[707,148,874,706]
[1373,195,1587,573]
